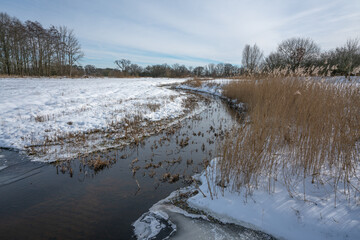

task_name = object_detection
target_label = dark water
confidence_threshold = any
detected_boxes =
[0,96,241,240]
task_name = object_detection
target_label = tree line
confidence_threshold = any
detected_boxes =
[0,12,83,76]
[110,37,360,78]
[1,12,359,78]
[244,37,360,76]
[83,61,244,78]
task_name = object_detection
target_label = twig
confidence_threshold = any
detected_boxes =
[192,177,207,198]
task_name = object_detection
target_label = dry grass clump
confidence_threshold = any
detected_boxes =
[145,103,161,112]
[87,154,112,172]
[92,158,109,171]
[183,77,214,88]
[34,114,53,122]
[218,77,360,201]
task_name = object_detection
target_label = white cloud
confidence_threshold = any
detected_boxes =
[3,0,360,67]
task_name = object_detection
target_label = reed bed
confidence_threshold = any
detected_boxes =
[218,77,360,201]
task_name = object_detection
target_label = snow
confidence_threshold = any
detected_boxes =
[186,159,360,240]
[0,153,5,171]
[308,76,360,85]
[133,187,274,240]
[177,79,245,111]
[134,158,357,239]
[0,77,188,162]
[136,77,360,240]
[177,77,360,97]
[133,211,176,240]
[3,76,359,239]
[133,190,182,239]
[176,79,230,97]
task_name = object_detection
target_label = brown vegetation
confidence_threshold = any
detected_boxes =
[182,78,208,88]
[145,103,161,112]
[218,77,360,201]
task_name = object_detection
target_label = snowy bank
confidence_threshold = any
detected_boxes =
[176,78,234,97]
[134,158,359,239]
[0,77,189,162]
[186,159,360,240]
[176,79,246,112]
[133,186,275,240]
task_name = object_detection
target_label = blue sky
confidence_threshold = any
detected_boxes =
[2,0,360,68]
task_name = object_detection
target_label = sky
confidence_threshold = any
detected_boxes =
[1,0,360,68]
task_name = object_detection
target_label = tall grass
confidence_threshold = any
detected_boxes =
[218,77,360,202]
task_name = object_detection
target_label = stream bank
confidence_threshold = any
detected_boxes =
[1,93,266,239]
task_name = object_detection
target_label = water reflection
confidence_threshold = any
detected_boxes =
[0,95,241,239]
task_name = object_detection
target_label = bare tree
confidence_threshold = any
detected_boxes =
[56,26,68,75]
[223,63,233,77]
[205,63,216,77]
[0,12,12,75]
[0,12,84,76]
[114,59,131,75]
[85,64,97,76]
[171,63,189,77]
[264,52,284,72]
[129,63,142,76]
[65,28,84,77]
[215,63,225,77]
[242,44,263,74]
[193,66,204,77]
[324,38,360,76]
[277,37,320,71]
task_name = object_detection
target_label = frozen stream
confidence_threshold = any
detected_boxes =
[0,93,274,240]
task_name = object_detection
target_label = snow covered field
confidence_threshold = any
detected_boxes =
[2,76,359,239]
[0,77,189,162]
